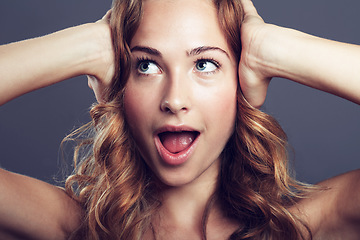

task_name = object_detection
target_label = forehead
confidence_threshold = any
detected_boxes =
[130,0,231,54]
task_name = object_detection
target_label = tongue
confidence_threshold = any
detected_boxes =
[159,131,197,154]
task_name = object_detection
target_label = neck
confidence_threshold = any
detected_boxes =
[153,159,220,235]
[162,177,217,225]
[144,159,240,240]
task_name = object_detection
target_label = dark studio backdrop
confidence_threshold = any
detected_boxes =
[0,0,359,185]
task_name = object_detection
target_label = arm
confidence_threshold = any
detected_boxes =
[0,12,114,239]
[239,0,360,236]
[239,0,360,108]
[292,170,360,239]
[0,169,82,240]
[0,11,114,105]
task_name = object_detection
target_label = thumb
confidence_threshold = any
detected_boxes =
[87,75,106,103]
[238,64,271,109]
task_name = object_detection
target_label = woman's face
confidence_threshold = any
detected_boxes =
[124,0,238,187]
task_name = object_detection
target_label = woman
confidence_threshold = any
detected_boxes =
[0,0,359,239]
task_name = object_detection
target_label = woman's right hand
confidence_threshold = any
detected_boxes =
[0,10,115,105]
[86,10,115,103]
[0,10,118,239]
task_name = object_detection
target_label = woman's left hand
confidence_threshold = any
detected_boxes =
[238,0,273,108]
[239,0,360,107]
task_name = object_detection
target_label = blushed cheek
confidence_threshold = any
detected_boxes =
[218,90,237,132]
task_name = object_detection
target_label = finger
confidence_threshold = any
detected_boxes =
[87,75,106,103]
[87,75,96,90]
[240,0,259,17]
[96,9,112,23]
[238,65,271,109]
[102,9,112,21]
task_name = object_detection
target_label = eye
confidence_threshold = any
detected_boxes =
[195,59,219,73]
[137,60,161,75]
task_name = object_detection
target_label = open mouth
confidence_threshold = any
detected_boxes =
[158,131,200,154]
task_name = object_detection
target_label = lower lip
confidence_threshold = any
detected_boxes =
[154,134,200,166]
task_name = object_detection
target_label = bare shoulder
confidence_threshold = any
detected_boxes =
[291,169,360,240]
[0,168,82,240]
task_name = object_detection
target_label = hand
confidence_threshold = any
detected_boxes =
[87,10,115,103]
[238,0,273,108]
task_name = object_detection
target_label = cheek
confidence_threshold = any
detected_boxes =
[123,84,148,136]
[216,91,237,129]
[123,81,159,144]
[204,83,237,129]
[123,88,140,126]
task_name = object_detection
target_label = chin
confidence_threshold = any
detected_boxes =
[150,159,220,189]
[157,174,197,188]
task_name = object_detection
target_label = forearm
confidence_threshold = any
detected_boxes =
[0,23,109,105]
[258,26,360,104]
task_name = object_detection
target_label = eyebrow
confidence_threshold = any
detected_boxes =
[131,46,162,57]
[130,45,230,58]
[187,46,230,59]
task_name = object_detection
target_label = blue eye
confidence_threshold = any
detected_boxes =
[195,60,219,73]
[137,60,161,75]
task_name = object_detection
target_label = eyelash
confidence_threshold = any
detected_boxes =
[134,56,222,76]
[134,56,159,76]
[194,57,221,74]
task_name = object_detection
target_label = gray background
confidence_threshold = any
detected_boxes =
[0,0,359,185]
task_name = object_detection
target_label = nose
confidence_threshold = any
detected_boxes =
[160,72,190,114]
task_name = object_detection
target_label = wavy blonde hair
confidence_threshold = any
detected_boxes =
[65,0,313,239]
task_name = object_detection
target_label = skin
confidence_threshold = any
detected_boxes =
[125,0,237,187]
[0,12,113,240]
[239,1,360,238]
[124,0,239,238]
[238,0,360,107]
[0,11,114,105]
[0,0,359,239]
